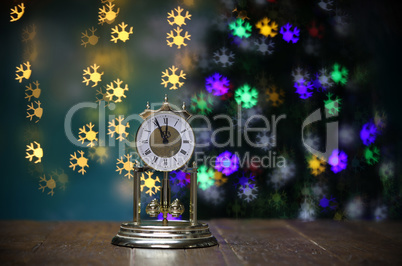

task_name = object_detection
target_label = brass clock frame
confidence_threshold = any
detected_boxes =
[111,95,218,249]
[134,95,195,172]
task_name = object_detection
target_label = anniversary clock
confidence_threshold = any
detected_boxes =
[111,95,218,249]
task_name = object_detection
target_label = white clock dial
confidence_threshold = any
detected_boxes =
[136,112,195,171]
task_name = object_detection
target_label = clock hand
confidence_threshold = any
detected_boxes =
[154,118,168,144]
[165,119,169,139]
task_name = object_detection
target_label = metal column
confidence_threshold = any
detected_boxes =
[133,166,142,225]
[190,162,198,226]
[160,171,171,225]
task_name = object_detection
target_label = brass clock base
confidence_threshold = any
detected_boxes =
[111,220,218,249]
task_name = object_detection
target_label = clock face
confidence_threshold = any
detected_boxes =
[136,112,195,171]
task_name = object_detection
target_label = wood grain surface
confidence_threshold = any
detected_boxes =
[0,219,401,265]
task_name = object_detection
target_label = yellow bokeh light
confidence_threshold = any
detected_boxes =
[174,50,196,72]
[87,47,132,80]
[26,101,43,123]
[108,116,130,141]
[265,85,285,107]
[161,65,186,90]
[96,87,113,107]
[167,6,192,27]
[78,122,98,147]
[10,3,25,22]
[255,17,278,38]
[22,24,37,42]
[141,171,161,196]
[82,64,104,87]
[232,8,249,20]
[25,81,41,101]
[111,22,133,43]
[15,61,32,83]
[308,156,326,176]
[116,154,134,179]
[81,27,99,47]
[23,125,43,143]
[166,27,191,49]
[106,79,129,102]
[182,0,195,7]
[52,169,69,191]
[23,44,39,63]
[69,150,89,175]
[39,175,56,196]
[98,2,120,25]
[26,141,43,164]
[214,171,228,187]
[89,146,109,164]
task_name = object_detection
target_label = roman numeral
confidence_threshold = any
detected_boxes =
[153,156,158,163]
[163,158,168,165]
[144,149,151,155]
[181,129,187,133]
[153,119,158,127]
[183,140,189,144]
[163,118,168,124]
[180,149,187,155]
[141,140,148,144]
[174,119,179,126]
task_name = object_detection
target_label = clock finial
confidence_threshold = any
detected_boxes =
[146,101,150,109]
[164,94,168,103]
[182,102,186,110]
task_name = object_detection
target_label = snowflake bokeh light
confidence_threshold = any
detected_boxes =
[319,195,337,211]
[254,37,275,55]
[294,79,313,99]
[234,84,258,108]
[328,149,348,173]
[364,145,380,165]
[324,92,341,116]
[170,170,189,188]
[215,151,239,176]
[190,92,214,115]
[238,182,258,203]
[205,73,230,96]
[255,17,278,38]
[331,63,348,85]
[235,173,256,189]
[280,23,299,43]
[213,47,235,67]
[229,18,252,39]
[197,165,215,190]
[360,122,378,146]
[199,186,225,206]
[157,213,181,221]
[307,155,326,176]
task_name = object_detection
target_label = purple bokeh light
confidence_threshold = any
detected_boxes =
[205,73,230,96]
[215,151,239,176]
[360,122,378,146]
[294,79,313,99]
[328,149,348,173]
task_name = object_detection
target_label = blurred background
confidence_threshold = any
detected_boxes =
[1,0,401,221]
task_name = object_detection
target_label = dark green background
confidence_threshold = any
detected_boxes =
[1,0,401,220]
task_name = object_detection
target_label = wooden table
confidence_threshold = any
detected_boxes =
[0,220,401,265]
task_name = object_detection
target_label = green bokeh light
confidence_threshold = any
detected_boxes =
[229,18,252,39]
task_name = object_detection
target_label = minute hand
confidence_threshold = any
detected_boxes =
[154,119,168,143]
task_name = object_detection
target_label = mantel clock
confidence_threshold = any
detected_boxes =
[111,95,218,249]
